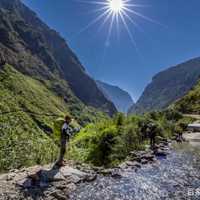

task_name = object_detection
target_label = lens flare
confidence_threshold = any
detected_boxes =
[76,0,163,51]
[109,0,124,13]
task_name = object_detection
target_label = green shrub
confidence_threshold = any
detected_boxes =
[175,117,194,134]
[69,116,148,167]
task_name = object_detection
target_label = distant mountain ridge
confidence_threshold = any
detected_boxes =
[129,57,200,114]
[96,80,134,113]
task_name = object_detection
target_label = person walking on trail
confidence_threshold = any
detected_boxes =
[56,115,79,167]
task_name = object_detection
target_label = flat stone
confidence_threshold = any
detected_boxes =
[60,167,87,178]
[126,161,141,168]
[67,183,77,192]
[0,174,9,181]
[59,167,89,184]
[100,169,113,175]
[6,173,16,181]
[40,170,65,182]
[126,161,136,166]
[66,175,82,184]
[133,161,141,168]
[84,174,97,182]
[16,178,32,188]
[141,153,154,161]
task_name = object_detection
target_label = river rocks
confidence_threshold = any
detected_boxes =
[0,141,172,200]
[156,136,168,143]
[100,168,114,176]
[154,150,168,157]
[50,190,68,200]
[126,141,170,167]
[153,141,170,157]
[85,174,97,182]
[99,168,122,179]
[129,150,155,165]
[16,178,33,188]
[111,171,122,179]
[41,170,66,182]
[0,164,98,200]
[125,161,141,168]
[141,159,148,164]
[142,153,155,161]
[116,150,156,172]
[119,162,128,170]
[118,160,142,171]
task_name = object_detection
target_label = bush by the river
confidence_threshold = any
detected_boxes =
[68,112,177,167]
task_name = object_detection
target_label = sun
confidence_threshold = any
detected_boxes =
[77,0,161,50]
[109,0,124,13]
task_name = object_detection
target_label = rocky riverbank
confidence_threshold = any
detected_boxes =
[0,164,97,200]
[0,141,170,200]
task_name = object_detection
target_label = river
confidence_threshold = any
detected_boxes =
[70,138,200,200]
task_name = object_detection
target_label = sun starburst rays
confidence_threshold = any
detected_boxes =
[75,0,162,51]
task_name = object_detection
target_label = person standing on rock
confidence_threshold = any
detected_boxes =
[56,115,74,167]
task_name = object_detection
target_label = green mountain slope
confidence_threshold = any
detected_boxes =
[0,64,107,171]
[129,57,200,114]
[0,0,114,172]
[173,80,200,114]
[0,0,116,115]
[0,64,61,171]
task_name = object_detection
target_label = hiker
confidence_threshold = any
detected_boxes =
[148,123,157,149]
[177,131,183,142]
[56,115,78,167]
[140,122,149,141]
[176,125,184,143]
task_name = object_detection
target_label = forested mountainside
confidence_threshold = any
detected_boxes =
[173,80,200,114]
[96,80,134,113]
[129,57,200,114]
[0,0,116,116]
[0,0,116,171]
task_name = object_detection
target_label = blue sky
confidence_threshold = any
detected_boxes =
[22,0,200,101]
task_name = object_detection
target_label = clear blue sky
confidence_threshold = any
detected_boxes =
[22,0,200,101]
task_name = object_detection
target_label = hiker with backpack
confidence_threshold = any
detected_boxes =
[56,115,80,167]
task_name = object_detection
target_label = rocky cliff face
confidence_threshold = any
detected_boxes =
[0,0,116,116]
[96,80,134,113]
[129,57,200,114]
